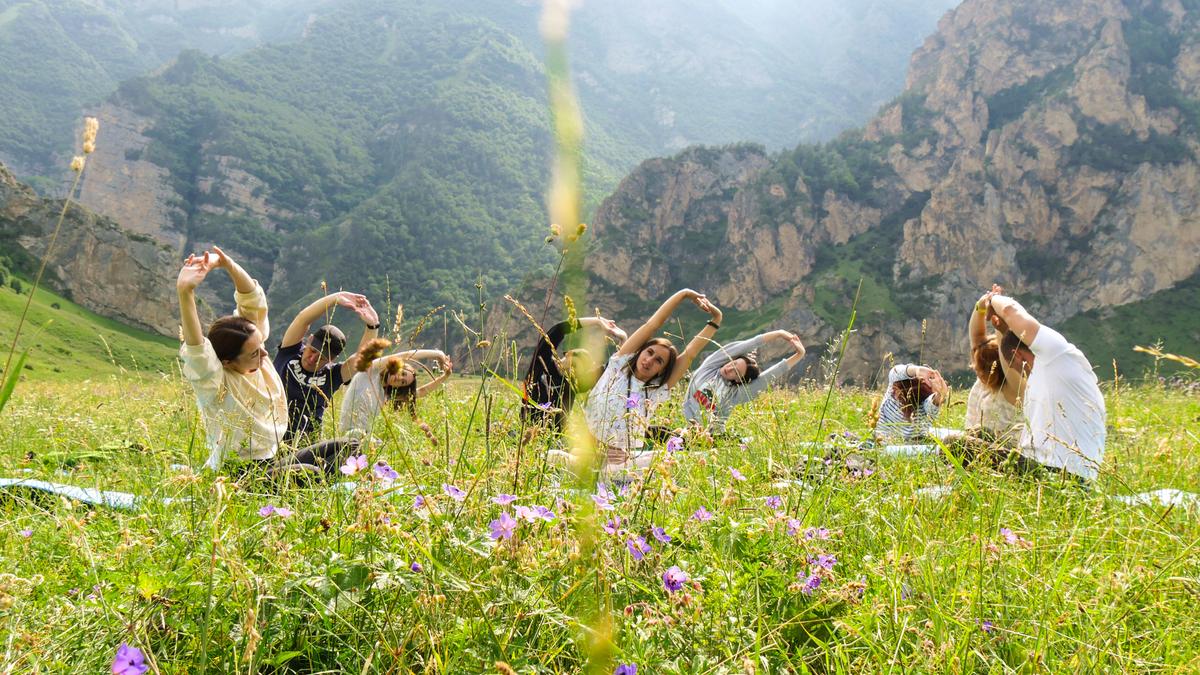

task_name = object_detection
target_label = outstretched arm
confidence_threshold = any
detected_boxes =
[338,298,380,381]
[666,299,723,388]
[616,288,706,356]
[969,290,994,352]
[281,292,372,349]
[779,331,807,368]
[417,354,453,398]
[988,294,1040,346]
[177,254,213,347]
[578,316,628,343]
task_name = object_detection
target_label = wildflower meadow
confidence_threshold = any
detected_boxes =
[0,370,1198,672]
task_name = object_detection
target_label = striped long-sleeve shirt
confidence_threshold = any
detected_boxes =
[875,364,941,441]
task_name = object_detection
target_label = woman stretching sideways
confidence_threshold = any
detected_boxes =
[584,288,722,470]
[338,339,453,437]
[177,247,356,475]
[683,329,806,435]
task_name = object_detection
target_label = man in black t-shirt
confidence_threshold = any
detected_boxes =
[274,292,379,443]
[521,316,626,432]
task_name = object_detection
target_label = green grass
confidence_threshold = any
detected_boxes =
[0,279,178,383]
[0,354,1197,671]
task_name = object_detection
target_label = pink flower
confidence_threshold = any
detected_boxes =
[340,454,368,476]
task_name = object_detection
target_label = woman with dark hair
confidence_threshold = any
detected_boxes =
[584,288,722,470]
[521,316,627,432]
[338,338,452,437]
[874,363,949,442]
[683,329,807,435]
[965,287,1023,441]
[177,247,357,474]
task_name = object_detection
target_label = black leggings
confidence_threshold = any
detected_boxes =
[236,438,361,481]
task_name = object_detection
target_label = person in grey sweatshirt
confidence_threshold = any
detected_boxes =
[683,329,806,435]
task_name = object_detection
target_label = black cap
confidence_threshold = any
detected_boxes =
[308,325,347,359]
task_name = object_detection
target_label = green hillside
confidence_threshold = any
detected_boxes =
[0,278,178,383]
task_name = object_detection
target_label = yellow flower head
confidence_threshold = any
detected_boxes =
[69,156,85,173]
[550,223,561,238]
[82,117,99,149]
[563,295,577,326]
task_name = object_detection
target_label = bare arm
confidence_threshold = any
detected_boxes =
[666,300,723,388]
[968,290,993,352]
[578,316,628,343]
[176,254,212,347]
[988,294,1040,346]
[338,298,381,381]
[781,332,807,368]
[617,289,704,356]
[417,354,453,398]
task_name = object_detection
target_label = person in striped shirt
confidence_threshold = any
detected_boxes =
[874,363,949,441]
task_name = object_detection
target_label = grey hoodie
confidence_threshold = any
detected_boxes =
[683,334,793,433]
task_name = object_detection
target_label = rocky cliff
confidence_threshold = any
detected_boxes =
[579,0,1200,381]
[0,163,179,336]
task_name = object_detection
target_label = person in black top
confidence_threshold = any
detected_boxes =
[274,291,379,443]
[521,316,627,432]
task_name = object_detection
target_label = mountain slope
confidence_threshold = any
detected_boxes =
[581,0,1200,379]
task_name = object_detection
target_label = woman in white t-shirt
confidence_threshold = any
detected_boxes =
[584,288,722,470]
[965,287,1023,442]
[338,338,452,437]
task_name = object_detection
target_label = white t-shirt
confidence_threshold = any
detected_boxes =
[1018,326,1106,480]
[584,353,670,450]
[965,380,1022,440]
[339,361,388,436]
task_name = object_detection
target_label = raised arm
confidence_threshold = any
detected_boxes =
[666,299,723,388]
[281,292,372,348]
[988,294,1041,346]
[338,297,380,381]
[417,354,453,398]
[616,289,705,356]
[578,316,628,343]
[176,254,213,347]
[780,331,807,368]
[969,290,994,352]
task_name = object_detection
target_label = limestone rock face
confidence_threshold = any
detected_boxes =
[76,102,188,251]
[0,163,178,335]
[585,0,1200,381]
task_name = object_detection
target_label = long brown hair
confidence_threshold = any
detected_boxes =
[357,338,418,418]
[624,337,678,390]
[208,316,256,363]
[972,336,1005,392]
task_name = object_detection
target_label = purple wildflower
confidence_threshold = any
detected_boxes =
[413,495,425,510]
[730,467,746,482]
[764,495,783,512]
[111,643,148,675]
[800,573,822,595]
[804,527,831,540]
[442,483,467,502]
[666,436,684,452]
[493,493,518,506]
[538,401,554,410]
[692,507,714,523]
[340,454,368,476]
[514,505,536,522]
[614,665,638,675]
[409,561,423,573]
[532,505,556,522]
[258,505,275,518]
[651,526,672,544]
[489,511,518,540]
[625,393,641,410]
[808,553,837,571]
[18,528,32,538]
[626,536,651,561]
[662,565,689,593]
[603,517,622,535]
[274,507,293,519]
[786,519,801,536]
[981,620,995,633]
[373,461,398,482]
